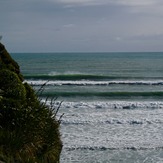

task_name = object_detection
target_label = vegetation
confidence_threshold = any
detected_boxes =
[0,43,62,162]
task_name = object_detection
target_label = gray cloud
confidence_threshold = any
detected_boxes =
[53,0,163,8]
[1,0,163,52]
[128,33,163,41]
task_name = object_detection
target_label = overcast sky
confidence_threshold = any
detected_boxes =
[1,0,163,52]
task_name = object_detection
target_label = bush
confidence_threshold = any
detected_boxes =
[0,69,26,101]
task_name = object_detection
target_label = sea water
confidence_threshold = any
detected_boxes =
[12,52,163,162]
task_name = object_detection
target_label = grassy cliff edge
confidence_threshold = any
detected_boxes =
[0,43,62,162]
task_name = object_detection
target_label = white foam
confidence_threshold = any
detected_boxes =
[48,71,85,76]
[57,101,163,110]
[26,79,163,86]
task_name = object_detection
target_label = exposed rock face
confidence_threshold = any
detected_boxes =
[0,43,62,162]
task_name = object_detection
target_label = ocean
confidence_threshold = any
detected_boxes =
[12,52,163,162]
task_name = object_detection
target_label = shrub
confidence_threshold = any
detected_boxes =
[0,69,26,101]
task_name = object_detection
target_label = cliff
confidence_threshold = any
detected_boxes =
[0,43,62,162]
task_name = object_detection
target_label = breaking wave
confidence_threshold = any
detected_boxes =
[26,79,163,86]
[47,100,163,110]
[24,73,163,81]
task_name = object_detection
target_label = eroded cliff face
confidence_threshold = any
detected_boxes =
[0,43,62,163]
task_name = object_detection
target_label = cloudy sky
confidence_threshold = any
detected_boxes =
[1,0,163,52]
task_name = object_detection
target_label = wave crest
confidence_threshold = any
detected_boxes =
[26,79,163,86]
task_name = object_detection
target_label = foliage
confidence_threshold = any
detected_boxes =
[0,43,62,162]
[0,43,23,81]
[0,69,26,101]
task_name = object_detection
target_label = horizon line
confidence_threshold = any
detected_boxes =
[10,51,163,54]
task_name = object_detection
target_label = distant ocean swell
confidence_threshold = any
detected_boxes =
[35,91,163,98]
[24,74,163,81]
[24,74,111,80]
